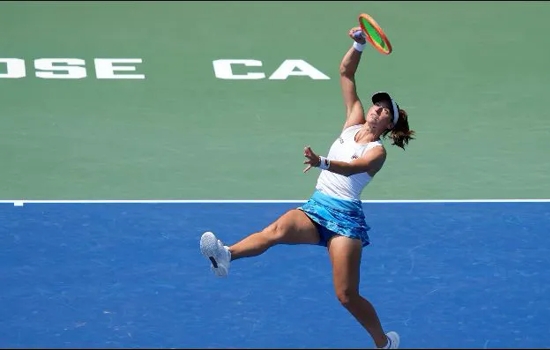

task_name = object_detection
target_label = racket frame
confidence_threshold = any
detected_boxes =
[358,13,393,55]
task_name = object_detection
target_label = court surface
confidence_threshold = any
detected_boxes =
[2,1,550,349]
[2,200,549,348]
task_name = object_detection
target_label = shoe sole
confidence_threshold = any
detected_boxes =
[200,232,222,271]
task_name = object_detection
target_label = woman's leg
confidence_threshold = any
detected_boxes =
[229,208,320,260]
[327,235,393,348]
[200,209,320,276]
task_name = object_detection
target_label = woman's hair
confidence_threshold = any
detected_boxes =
[382,107,415,150]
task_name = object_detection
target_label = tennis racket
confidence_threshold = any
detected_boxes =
[358,13,393,55]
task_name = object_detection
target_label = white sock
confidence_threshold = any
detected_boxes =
[224,246,232,260]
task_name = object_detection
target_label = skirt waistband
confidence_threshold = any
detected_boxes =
[310,190,363,214]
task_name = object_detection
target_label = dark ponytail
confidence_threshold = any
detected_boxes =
[382,108,415,150]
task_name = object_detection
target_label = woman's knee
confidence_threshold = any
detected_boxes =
[335,286,360,308]
[261,220,287,243]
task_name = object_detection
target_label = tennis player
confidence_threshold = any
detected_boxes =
[199,26,414,349]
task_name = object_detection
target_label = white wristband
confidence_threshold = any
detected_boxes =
[319,156,330,170]
[353,41,366,52]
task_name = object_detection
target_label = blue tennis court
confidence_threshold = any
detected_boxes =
[1,201,548,348]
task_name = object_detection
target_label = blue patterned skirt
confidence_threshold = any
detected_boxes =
[298,190,371,247]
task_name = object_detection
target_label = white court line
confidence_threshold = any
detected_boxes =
[3,199,550,206]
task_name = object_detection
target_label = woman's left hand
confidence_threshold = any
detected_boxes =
[303,146,320,173]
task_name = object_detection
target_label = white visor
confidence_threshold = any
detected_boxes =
[371,91,399,127]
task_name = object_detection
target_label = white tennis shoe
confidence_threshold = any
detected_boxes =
[200,231,231,277]
[381,331,400,349]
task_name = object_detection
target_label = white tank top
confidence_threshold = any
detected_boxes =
[315,124,383,201]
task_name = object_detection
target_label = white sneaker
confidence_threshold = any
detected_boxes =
[382,331,400,349]
[200,231,231,277]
